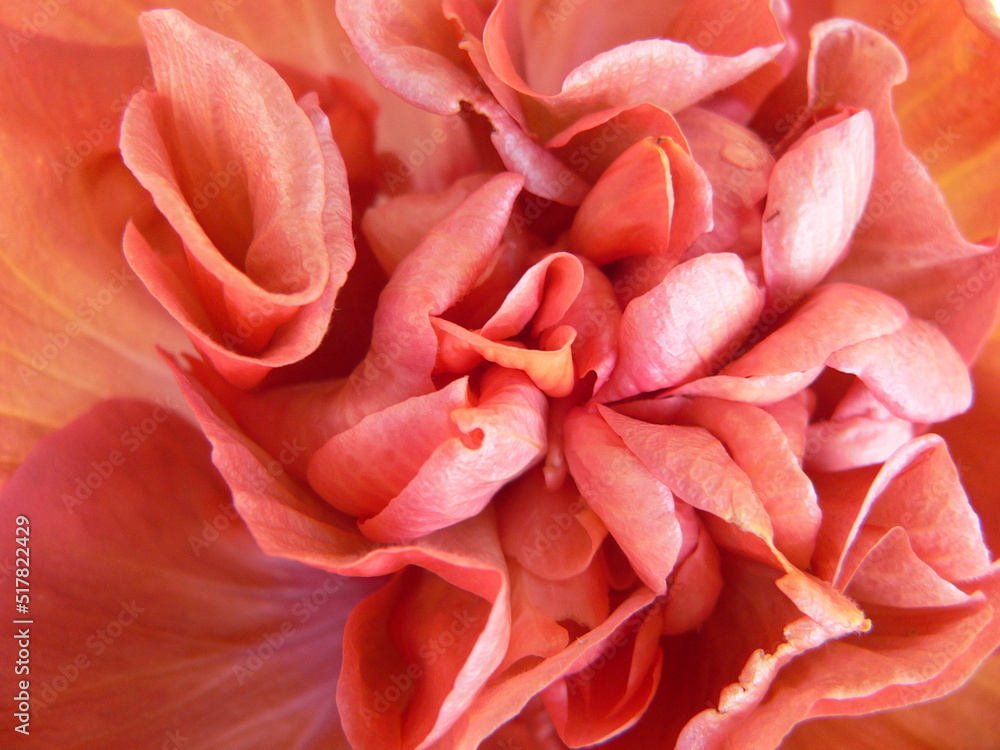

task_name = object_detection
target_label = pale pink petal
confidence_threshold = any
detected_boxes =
[677,398,821,568]
[762,109,875,303]
[601,253,765,401]
[362,173,493,277]
[482,0,786,134]
[356,369,548,542]
[827,318,973,423]
[600,406,776,546]
[309,368,546,542]
[347,172,524,417]
[960,0,1000,40]
[808,19,999,361]
[805,381,914,472]
[677,284,909,404]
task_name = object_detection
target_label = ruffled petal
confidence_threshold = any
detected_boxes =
[120,10,355,388]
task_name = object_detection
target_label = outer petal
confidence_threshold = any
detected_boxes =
[0,399,371,748]
[0,30,187,483]
[807,19,1000,361]
[481,0,787,136]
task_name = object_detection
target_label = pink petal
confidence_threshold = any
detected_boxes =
[762,109,875,303]
[439,589,658,748]
[677,106,775,257]
[503,557,611,669]
[660,515,724,636]
[677,397,821,568]
[482,0,786,134]
[120,10,355,388]
[336,0,588,203]
[601,253,765,401]
[564,408,684,594]
[542,603,664,746]
[808,19,999,361]
[310,368,546,542]
[600,406,776,546]
[826,318,973,423]
[0,399,372,747]
[362,173,493,277]
[496,466,607,582]
[960,0,1000,41]
[307,377,475,518]
[348,172,524,416]
[171,361,517,748]
[805,381,914,472]
[547,103,689,182]
[677,283,909,404]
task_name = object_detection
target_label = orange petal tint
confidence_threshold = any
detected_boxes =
[0,32,187,482]
[570,136,713,265]
[120,10,355,388]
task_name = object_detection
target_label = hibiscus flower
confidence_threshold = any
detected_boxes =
[1,1,999,749]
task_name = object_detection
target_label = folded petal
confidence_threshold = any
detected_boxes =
[826,318,972,423]
[807,19,1000,361]
[482,0,786,135]
[677,283,909,404]
[601,253,765,401]
[677,106,775,257]
[0,399,372,747]
[569,136,713,265]
[121,10,356,388]
[762,109,875,303]
[564,408,683,594]
[496,466,607,582]
[170,361,517,749]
